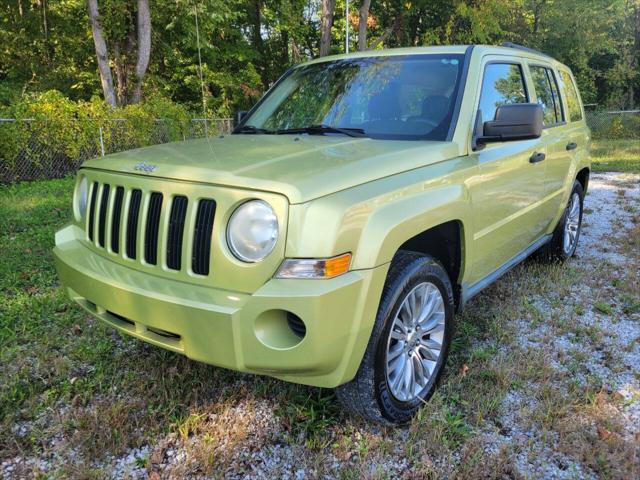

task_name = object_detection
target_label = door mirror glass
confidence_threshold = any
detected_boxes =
[478,103,543,145]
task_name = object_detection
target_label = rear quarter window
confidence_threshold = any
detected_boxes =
[558,70,583,122]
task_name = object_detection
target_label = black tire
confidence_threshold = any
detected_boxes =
[336,251,454,424]
[540,180,584,261]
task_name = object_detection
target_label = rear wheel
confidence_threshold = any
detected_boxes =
[336,251,454,424]
[541,180,584,261]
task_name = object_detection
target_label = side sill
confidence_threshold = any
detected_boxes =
[458,234,552,311]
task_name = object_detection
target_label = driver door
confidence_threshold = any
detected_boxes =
[467,59,548,285]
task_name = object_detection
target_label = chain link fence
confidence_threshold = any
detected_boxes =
[0,111,638,183]
[0,118,233,183]
[585,110,640,140]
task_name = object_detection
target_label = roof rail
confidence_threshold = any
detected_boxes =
[501,42,550,58]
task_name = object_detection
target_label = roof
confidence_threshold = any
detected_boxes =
[301,44,563,68]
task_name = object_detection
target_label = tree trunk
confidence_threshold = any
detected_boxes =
[631,0,640,107]
[281,28,290,65]
[319,0,336,56]
[87,0,117,107]
[132,0,151,103]
[113,41,127,106]
[251,0,268,89]
[358,0,371,51]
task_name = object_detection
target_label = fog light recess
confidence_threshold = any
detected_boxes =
[254,310,306,349]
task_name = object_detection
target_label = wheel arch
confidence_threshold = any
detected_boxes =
[576,167,590,194]
[396,220,464,307]
[350,184,471,309]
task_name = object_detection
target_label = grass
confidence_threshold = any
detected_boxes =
[1,165,639,478]
[590,139,640,173]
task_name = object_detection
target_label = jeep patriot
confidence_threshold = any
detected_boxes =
[54,44,590,423]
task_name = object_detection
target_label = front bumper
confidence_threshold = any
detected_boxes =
[54,224,388,388]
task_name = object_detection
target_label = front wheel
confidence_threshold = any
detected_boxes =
[336,251,454,424]
[541,180,584,261]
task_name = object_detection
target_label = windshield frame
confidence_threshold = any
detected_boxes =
[234,46,474,142]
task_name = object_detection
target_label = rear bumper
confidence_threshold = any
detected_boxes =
[54,224,387,388]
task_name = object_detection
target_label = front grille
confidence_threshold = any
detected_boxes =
[86,182,216,276]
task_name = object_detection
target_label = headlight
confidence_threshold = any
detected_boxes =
[75,175,89,220]
[226,200,278,262]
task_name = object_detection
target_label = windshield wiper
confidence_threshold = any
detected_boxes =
[233,124,275,134]
[276,124,367,138]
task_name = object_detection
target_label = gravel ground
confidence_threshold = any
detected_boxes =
[2,172,639,479]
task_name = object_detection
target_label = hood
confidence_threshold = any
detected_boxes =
[82,135,461,204]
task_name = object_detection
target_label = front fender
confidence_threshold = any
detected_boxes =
[285,157,475,273]
[352,184,471,271]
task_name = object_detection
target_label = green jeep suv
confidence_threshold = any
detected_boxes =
[54,44,590,423]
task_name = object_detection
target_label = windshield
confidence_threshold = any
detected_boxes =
[239,54,465,140]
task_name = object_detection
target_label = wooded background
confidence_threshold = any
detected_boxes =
[1,0,638,116]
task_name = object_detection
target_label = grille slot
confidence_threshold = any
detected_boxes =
[126,189,142,259]
[97,184,110,247]
[144,192,163,265]
[192,199,216,275]
[166,196,188,270]
[110,186,125,253]
[87,181,99,241]
[287,313,306,338]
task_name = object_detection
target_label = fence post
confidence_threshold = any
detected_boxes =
[99,126,105,157]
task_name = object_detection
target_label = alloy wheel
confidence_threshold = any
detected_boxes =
[563,192,581,254]
[385,282,445,402]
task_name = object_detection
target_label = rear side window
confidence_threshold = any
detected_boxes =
[558,70,583,122]
[478,63,528,124]
[530,65,564,126]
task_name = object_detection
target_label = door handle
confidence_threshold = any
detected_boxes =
[566,142,578,151]
[529,152,546,163]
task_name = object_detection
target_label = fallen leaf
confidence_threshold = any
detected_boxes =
[150,448,164,465]
[597,425,612,441]
[69,377,78,385]
[73,324,83,335]
[459,364,469,377]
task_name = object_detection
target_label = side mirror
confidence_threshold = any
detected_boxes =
[474,103,543,150]
[234,110,248,127]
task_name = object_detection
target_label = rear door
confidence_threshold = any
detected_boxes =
[526,62,570,221]
[468,58,548,284]
[554,68,589,195]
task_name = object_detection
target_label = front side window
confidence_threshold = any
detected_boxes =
[530,65,563,126]
[241,54,466,140]
[478,63,528,124]
[558,70,583,122]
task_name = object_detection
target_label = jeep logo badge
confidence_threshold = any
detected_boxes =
[133,162,157,173]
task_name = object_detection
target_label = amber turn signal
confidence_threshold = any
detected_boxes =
[275,253,352,279]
